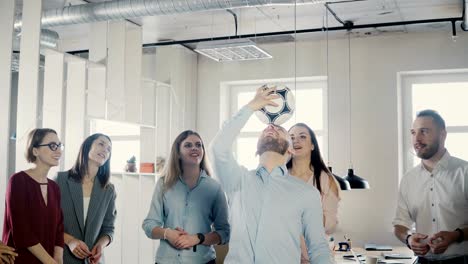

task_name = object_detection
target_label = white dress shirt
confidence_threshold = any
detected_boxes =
[393,151,468,260]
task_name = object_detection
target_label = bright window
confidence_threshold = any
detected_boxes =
[400,70,468,174]
[90,119,141,172]
[226,77,327,170]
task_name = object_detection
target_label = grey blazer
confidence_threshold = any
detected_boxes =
[55,171,117,264]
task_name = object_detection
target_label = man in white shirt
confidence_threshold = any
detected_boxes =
[393,110,468,264]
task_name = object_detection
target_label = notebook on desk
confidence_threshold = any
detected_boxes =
[365,243,393,251]
[378,260,406,264]
[381,253,413,259]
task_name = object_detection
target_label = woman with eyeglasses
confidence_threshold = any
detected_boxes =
[54,134,116,264]
[142,130,230,264]
[287,123,340,264]
[2,128,65,264]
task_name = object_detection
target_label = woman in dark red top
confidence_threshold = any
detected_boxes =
[2,128,65,264]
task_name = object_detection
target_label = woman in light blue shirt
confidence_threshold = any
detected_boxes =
[142,130,230,264]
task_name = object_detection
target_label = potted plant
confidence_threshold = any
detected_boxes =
[125,155,137,172]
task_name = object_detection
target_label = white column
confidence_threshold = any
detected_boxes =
[64,60,87,169]
[43,49,65,176]
[87,22,108,119]
[167,46,198,135]
[89,21,108,63]
[0,0,16,237]
[15,0,42,171]
[184,47,198,129]
[43,50,65,135]
[140,81,156,163]
[106,21,126,122]
[124,23,142,123]
[87,65,107,119]
[155,83,172,159]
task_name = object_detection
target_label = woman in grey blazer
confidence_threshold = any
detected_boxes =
[55,133,116,264]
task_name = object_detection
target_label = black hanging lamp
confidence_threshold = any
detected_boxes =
[324,14,351,191]
[329,166,351,191]
[343,24,370,189]
[344,168,369,189]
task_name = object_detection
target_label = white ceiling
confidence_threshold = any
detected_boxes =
[14,0,465,50]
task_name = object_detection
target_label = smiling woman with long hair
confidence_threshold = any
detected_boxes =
[287,123,340,264]
[54,133,116,264]
[3,128,65,264]
[143,130,230,264]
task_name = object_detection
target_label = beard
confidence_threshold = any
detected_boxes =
[256,136,289,156]
[416,141,439,160]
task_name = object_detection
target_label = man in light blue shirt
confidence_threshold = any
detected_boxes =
[209,87,333,263]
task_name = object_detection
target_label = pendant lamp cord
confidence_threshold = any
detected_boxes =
[348,31,352,169]
[325,6,331,166]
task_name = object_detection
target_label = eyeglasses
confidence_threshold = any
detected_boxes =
[35,142,64,151]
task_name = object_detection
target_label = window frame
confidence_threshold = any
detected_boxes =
[222,76,328,169]
[398,69,468,181]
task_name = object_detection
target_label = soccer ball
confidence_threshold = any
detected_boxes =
[254,84,295,125]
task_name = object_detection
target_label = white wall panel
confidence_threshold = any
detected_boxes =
[64,60,87,169]
[43,50,66,176]
[15,0,42,171]
[87,66,107,119]
[89,21,108,63]
[0,0,16,237]
[106,21,126,121]
[124,24,142,123]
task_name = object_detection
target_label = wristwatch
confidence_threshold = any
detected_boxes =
[405,234,412,249]
[455,228,464,243]
[196,233,205,245]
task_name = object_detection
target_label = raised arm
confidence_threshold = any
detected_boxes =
[209,86,279,193]
[208,105,252,193]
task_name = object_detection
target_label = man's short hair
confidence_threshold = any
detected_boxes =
[416,109,446,130]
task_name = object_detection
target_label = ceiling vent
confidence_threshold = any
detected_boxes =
[194,39,272,62]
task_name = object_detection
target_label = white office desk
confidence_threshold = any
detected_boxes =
[334,246,417,264]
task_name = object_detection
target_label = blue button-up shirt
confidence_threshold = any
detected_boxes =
[209,106,333,264]
[142,170,230,264]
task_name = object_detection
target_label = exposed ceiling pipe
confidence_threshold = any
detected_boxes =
[462,0,468,31]
[11,29,58,72]
[11,53,45,73]
[14,0,324,30]
[13,29,60,51]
